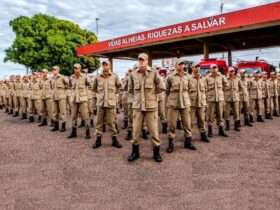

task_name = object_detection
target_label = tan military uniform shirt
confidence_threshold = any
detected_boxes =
[205,72,228,102]
[188,75,207,107]
[128,67,165,111]
[70,74,90,103]
[93,72,122,108]
[51,74,69,100]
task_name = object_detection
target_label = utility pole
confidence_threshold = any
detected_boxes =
[220,2,224,14]
[96,18,100,37]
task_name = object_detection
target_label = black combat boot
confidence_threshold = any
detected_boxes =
[50,119,54,127]
[29,116,34,123]
[184,137,197,150]
[60,122,66,132]
[201,132,210,143]
[38,115,42,122]
[85,127,91,139]
[162,122,168,134]
[5,108,9,113]
[273,110,280,117]
[257,115,264,122]
[166,138,174,153]
[234,121,240,131]
[268,113,273,120]
[265,113,272,120]
[176,120,182,130]
[219,126,228,137]
[0,105,2,109]
[90,119,94,127]
[21,113,27,120]
[244,116,253,127]
[8,109,13,115]
[13,111,19,117]
[38,118,47,127]
[79,120,85,128]
[225,120,230,131]
[127,144,140,162]
[208,125,213,138]
[51,121,59,132]
[112,136,122,148]
[122,120,128,129]
[153,146,162,162]
[126,130,132,141]
[92,136,102,149]
[142,129,148,140]
[68,127,77,138]
[249,114,254,123]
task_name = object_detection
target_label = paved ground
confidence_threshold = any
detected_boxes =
[0,110,280,210]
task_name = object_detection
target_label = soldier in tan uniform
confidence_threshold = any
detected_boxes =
[224,67,243,131]
[51,66,69,132]
[189,63,209,143]
[92,60,122,149]
[12,75,21,117]
[270,72,279,117]
[262,72,273,120]
[165,58,196,154]
[39,69,53,126]
[68,64,91,139]
[20,76,29,119]
[28,73,42,122]
[248,72,264,122]
[2,79,8,112]
[87,74,95,128]
[127,53,165,162]
[121,75,129,130]
[7,75,15,115]
[239,69,253,127]
[157,70,168,134]
[205,64,228,137]
[0,80,4,110]
[123,69,134,140]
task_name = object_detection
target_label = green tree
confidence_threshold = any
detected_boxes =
[4,14,99,75]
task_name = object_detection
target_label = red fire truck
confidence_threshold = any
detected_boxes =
[236,60,274,76]
[199,58,228,76]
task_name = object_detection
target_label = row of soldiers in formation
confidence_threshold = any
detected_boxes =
[0,53,280,162]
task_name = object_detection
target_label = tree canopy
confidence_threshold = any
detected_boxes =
[4,14,99,75]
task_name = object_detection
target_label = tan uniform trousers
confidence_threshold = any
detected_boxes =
[41,98,53,120]
[167,108,192,140]
[28,99,41,116]
[20,97,28,114]
[224,101,240,121]
[250,99,263,116]
[53,99,66,122]
[72,102,89,128]
[96,107,118,137]
[87,98,94,119]
[0,96,4,106]
[240,100,250,117]
[263,97,272,114]
[158,100,167,123]
[131,110,160,146]
[14,96,21,112]
[8,95,14,110]
[271,96,279,114]
[208,101,224,127]
[127,103,133,131]
[191,106,207,133]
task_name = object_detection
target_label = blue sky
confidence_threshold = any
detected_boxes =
[0,0,279,79]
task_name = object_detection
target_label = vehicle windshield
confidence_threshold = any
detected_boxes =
[239,67,262,74]
[199,67,210,77]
